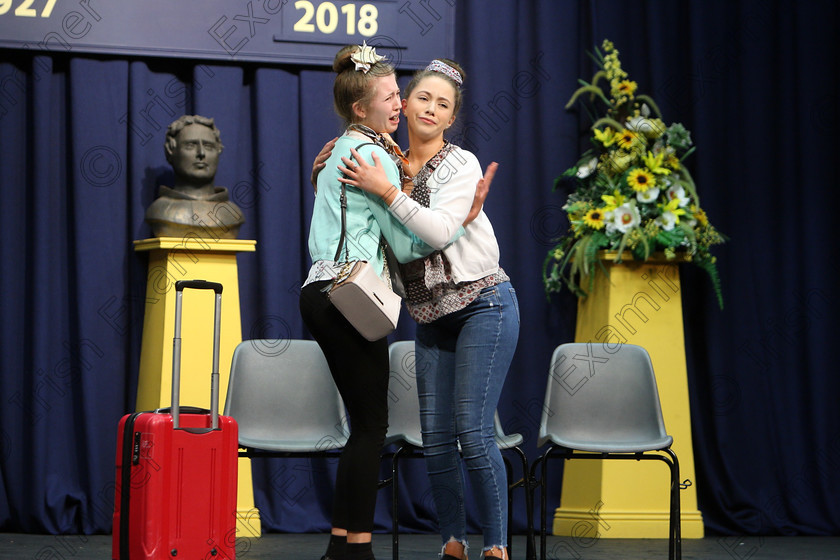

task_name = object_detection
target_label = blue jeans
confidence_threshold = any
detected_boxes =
[415,281,520,553]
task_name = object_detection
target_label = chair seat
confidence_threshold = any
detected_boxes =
[538,433,673,453]
[496,431,525,449]
[383,433,423,448]
[385,421,525,451]
[239,434,349,452]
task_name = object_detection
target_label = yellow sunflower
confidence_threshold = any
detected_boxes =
[627,168,656,192]
[614,129,643,153]
[583,208,606,230]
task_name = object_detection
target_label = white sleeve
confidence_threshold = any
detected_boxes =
[387,148,481,249]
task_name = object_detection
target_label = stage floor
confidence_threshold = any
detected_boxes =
[2,533,839,559]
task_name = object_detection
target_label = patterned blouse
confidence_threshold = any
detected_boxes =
[402,142,509,324]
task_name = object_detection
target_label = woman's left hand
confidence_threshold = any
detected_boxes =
[338,149,400,205]
[311,137,337,193]
[463,161,498,226]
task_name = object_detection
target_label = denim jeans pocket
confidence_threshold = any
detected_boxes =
[476,286,500,306]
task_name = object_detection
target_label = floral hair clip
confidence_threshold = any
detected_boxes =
[425,59,462,87]
[351,41,385,73]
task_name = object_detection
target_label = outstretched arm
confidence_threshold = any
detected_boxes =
[464,161,497,226]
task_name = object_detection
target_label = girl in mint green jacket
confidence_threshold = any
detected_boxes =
[300,45,489,560]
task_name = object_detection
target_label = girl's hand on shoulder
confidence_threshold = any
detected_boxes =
[338,149,400,205]
[310,137,338,193]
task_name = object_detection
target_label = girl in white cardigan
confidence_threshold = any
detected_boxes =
[339,59,519,560]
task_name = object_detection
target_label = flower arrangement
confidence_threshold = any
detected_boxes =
[542,40,726,308]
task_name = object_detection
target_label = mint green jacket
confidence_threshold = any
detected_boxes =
[308,135,439,275]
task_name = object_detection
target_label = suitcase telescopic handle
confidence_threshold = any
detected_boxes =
[175,279,223,294]
[172,279,223,430]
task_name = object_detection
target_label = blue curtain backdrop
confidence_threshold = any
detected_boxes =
[1,0,838,537]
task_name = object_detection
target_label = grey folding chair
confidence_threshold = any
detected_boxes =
[382,341,534,560]
[223,339,349,458]
[529,343,681,560]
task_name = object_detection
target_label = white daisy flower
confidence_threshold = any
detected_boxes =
[613,203,641,233]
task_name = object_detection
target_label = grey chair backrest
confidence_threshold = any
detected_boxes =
[538,342,671,453]
[385,341,423,447]
[494,410,524,449]
[224,339,349,452]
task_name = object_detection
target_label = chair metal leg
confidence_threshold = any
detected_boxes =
[541,450,549,560]
[506,446,536,560]
[526,455,540,560]
[392,447,406,560]
[531,447,679,560]
[505,447,535,560]
[663,447,681,560]
[503,455,514,558]
[533,445,556,560]
[641,449,683,560]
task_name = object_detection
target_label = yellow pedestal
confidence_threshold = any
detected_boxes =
[553,253,704,539]
[134,237,262,538]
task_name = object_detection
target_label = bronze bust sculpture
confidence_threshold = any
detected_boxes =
[145,115,245,238]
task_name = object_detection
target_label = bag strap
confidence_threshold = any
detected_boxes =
[334,142,376,263]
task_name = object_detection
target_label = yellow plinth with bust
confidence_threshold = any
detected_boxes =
[552,252,704,538]
[134,236,261,538]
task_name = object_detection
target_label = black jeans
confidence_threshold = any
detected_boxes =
[299,280,389,532]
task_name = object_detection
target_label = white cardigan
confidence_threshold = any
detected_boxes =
[387,146,501,283]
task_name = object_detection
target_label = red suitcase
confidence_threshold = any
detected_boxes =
[112,280,238,559]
